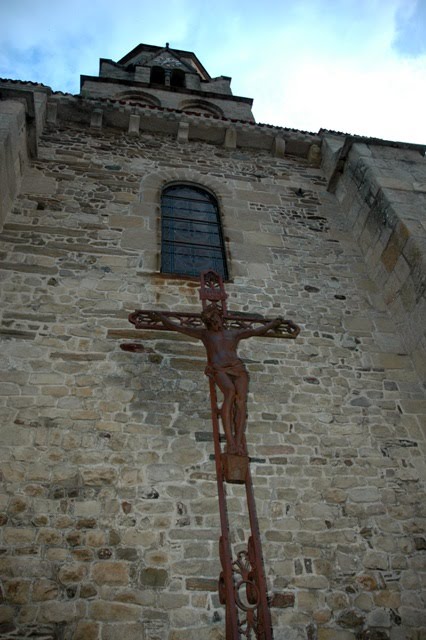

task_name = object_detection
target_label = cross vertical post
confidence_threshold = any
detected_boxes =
[121,270,300,639]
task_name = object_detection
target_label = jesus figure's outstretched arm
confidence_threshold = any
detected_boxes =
[152,312,203,340]
[236,317,283,340]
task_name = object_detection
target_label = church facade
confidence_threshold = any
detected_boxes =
[0,43,425,640]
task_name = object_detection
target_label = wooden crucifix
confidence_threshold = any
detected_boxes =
[120,270,300,640]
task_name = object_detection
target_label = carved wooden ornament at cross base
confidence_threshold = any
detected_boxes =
[121,270,300,639]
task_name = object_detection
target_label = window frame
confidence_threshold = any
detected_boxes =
[160,184,228,280]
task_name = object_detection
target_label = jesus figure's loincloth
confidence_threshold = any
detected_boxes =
[204,359,249,380]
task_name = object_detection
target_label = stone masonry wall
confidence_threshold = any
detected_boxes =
[0,118,425,640]
[322,137,426,378]
[0,85,48,228]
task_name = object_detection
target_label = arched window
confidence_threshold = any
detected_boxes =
[171,69,185,88]
[150,66,165,85]
[161,185,228,279]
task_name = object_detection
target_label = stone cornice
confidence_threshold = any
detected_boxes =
[45,93,322,161]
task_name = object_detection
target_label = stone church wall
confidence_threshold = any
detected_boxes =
[0,87,48,229]
[322,137,426,379]
[0,118,425,640]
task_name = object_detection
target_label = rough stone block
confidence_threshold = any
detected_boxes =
[3,580,31,604]
[0,605,14,623]
[90,601,141,622]
[92,562,129,585]
[140,568,168,588]
[146,464,185,483]
[102,623,145,640]
[73,621,101,640]
[58,564,87,584]
[38,601,78,623]
[32,579,59,602]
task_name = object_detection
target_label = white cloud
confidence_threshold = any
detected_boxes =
[0,0,425,143]
[249,50,426,143]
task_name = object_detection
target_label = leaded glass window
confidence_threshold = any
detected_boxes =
[161,185,228,279]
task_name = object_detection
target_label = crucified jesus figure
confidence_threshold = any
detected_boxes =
[152,305,282,456]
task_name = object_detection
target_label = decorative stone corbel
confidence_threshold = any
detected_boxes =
[224,128,237,149]
[272,136,286,158]
[90,109,103,129]
[177,121,189,143]
[46,102,57,125]
[128,114,140,136]
[308,143,321,166]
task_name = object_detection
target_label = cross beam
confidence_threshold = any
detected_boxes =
[120,271,301,639]
[125,310,300,338]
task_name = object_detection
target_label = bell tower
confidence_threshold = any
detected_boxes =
[80,42,255,121]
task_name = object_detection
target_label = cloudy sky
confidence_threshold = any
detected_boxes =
[1,0,425,144]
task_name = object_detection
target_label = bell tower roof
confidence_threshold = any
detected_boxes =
[117,43,211,81]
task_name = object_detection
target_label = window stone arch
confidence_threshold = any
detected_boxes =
[114,90,161,107]
[179,99,224,118]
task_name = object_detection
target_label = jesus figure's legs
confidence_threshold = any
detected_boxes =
[214,371,236,452]
[214,369,249,455]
